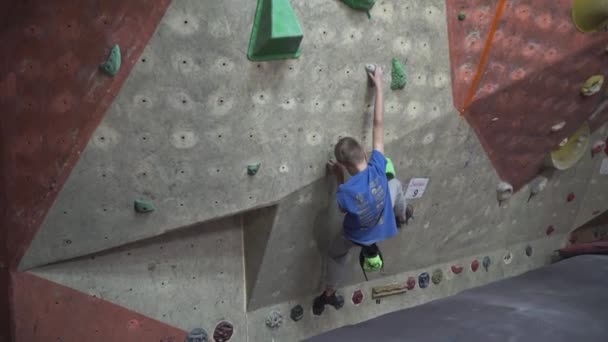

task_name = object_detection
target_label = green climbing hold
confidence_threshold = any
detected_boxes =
[342,0,376,11]
[100,44,121,76]
[247,163,261,176]
[458,12,466,21]
[390,58,407,90]
[431,269,443,285]
[248,0,304,61]
[385,157,396,180]
[134,199,155,213]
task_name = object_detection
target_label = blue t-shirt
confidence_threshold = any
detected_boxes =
[336,150,398,245]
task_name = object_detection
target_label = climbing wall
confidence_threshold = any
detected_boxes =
[3,0,608,341]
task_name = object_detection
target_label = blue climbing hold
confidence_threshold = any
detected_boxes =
[185,328,208,342]
[418,272,430,288]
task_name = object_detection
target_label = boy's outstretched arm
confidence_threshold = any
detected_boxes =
[368,65,384,154]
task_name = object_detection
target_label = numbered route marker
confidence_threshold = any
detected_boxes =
[405,178,429,199]
[601,157,608,175]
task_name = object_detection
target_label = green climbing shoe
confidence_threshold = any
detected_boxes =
[363,254,383,272]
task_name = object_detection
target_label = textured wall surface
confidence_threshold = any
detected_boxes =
[3,0,608,341]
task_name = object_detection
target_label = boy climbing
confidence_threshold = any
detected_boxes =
[313,65,408,315]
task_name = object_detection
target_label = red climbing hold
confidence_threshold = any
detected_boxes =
[351,289,364,305]
[567,193,575,202]
[451,265,464,274]
[546,225,555,236]
[471,259,479,272]
[406,276,416,290]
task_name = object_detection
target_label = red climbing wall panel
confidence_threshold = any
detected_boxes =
[447,0,608,190]
[12,273,187,342]
[0,1,171,340]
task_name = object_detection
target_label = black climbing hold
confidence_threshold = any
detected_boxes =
[482,256,491,271]
[134,199,155,213]
[185,328,208,342]
[213,321,234,342]
[525,245,533,257]
[458,12,466,21]
[265,310,283,329]
[418,272,430,289]
[290,305,304,322]
[431,269,443,285]
[100,44,121,76]
[247,163,261,176]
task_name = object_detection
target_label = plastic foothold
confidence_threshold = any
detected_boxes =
[365,64,376,74]
[581,75,604,96]
[265,310,283,329]
[134,199,155,213]
[351,289,364,305]
[185,328,208,342]
[591,140,606,157]
[406,276,416,290]
[100,44,121,76]
[247,163,261,176]
[470,259,480,272]
[451,265,464,274]
[390,58,407,90]
[503,252,512,265]
[213,321,234,342]
[551,121,566,132]
[546,225,555,236]
[525,245,533,257]
[290,305,304,322]
[528,176,548,202]
[247,0,303,61]
[418,272,430,289]
[567,192,575,202]
[458,12,466,20]
[431,269,443,285]
[482,256,491,271]
[496,181,513,205]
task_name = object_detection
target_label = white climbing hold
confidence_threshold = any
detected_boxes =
[558,137,569,147]
[527,176,548,202]
[550,121,566,132]
[496,181,513,205]
[365,64,376,74]
[265,310,283,329]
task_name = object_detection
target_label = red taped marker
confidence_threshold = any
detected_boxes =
[546,225,555,236]
[406,276,416,290]
[451,265,464,274]
[471,259,480,272]
[567,193,575,202]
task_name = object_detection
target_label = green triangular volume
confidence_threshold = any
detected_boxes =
[247,0,304,61]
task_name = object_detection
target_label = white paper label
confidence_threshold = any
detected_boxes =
[405,178,429,199]
[601,158,608,175]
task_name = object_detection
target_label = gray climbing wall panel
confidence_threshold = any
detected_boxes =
[17,0,608,340]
